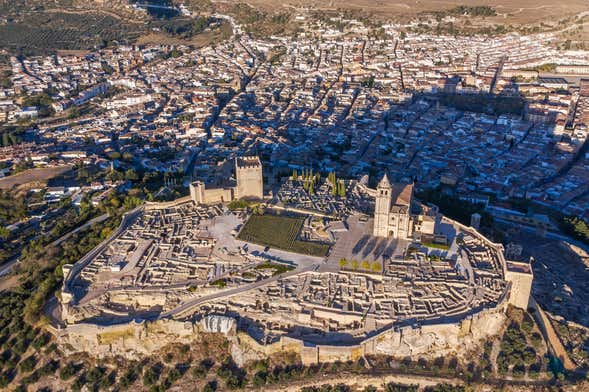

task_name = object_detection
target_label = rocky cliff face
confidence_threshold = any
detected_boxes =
[201,314,236,334]
[57,310,507,365]
[58,315,236,360]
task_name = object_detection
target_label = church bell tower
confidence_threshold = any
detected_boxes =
[373,174,392,237]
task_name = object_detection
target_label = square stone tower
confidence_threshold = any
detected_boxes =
[189,181,206,204]
[235,156,263,200]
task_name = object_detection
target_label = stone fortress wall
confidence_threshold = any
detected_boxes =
[53,302,508,365]
[448,216,533,311]
[55,212,518,364]
[144,195,192,211]
[55,316,236,359]
[54,191,532,366]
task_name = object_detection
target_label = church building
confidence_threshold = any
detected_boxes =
[373,174,414,239]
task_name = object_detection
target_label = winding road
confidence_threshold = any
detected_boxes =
[160,263,319,319]
[0,213,109,278]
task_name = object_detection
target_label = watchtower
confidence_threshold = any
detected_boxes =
[235,156,263,200]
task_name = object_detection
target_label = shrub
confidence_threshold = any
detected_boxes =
[192,364,208,378]
[226,374,246,389]
[31,333,50,351]
[60,362,79,380]
[143,363,162,386]
[37,360,59,376]
[119,367,139,388]
[252,371,267,386]
[19,355,37,373]
[203,380,217,392]
[99,370,117,389]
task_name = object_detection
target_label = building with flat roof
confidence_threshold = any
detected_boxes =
[580,78,589,97]
[235,156,263,200]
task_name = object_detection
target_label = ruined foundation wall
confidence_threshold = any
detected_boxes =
[144,196,192,211]
[57,316,238,360]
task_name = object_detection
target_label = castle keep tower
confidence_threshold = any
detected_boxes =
[189,181,206,204]
[189,156,263,205]
[235,156,263,200]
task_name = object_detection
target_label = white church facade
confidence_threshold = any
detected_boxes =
[373,174,435,240]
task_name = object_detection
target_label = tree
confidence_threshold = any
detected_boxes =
[124,169,138,181]
[371,262,382,273]
[361,260,370,270]
[203,380,217,392]
[192,364,208,379]
[60,362,79,380]
[170,48,183,58]
[337,180,346,198]
[350,260,359,270]
[252,371,266,386]
[0,226,10,239]
[143,363,162,386]
[68,107,80,119]
[19,354,37,373]
[1,132,9,147]
[339,258,348,269]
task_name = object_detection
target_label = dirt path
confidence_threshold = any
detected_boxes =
[264,372,462,391]
[529,296,576,371]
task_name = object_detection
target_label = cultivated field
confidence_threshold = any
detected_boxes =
[242,0,589,24]
[0,165,72,190]
[238,214,330,257]
[0,11,144,55]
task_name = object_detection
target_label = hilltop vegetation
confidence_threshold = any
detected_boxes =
[0,11,143,55]
[0,3,224,55]
[431,5,497,19]
[224,3,294,38]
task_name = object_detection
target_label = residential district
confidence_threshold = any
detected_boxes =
[2,13,589,221]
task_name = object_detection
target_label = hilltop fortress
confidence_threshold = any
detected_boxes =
[54,164,533,365]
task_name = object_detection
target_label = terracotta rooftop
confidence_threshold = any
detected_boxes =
[391,182,413,206]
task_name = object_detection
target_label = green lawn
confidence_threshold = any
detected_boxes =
[238,214,329,257]
[254,261,295,276]
[421,241,450,250]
